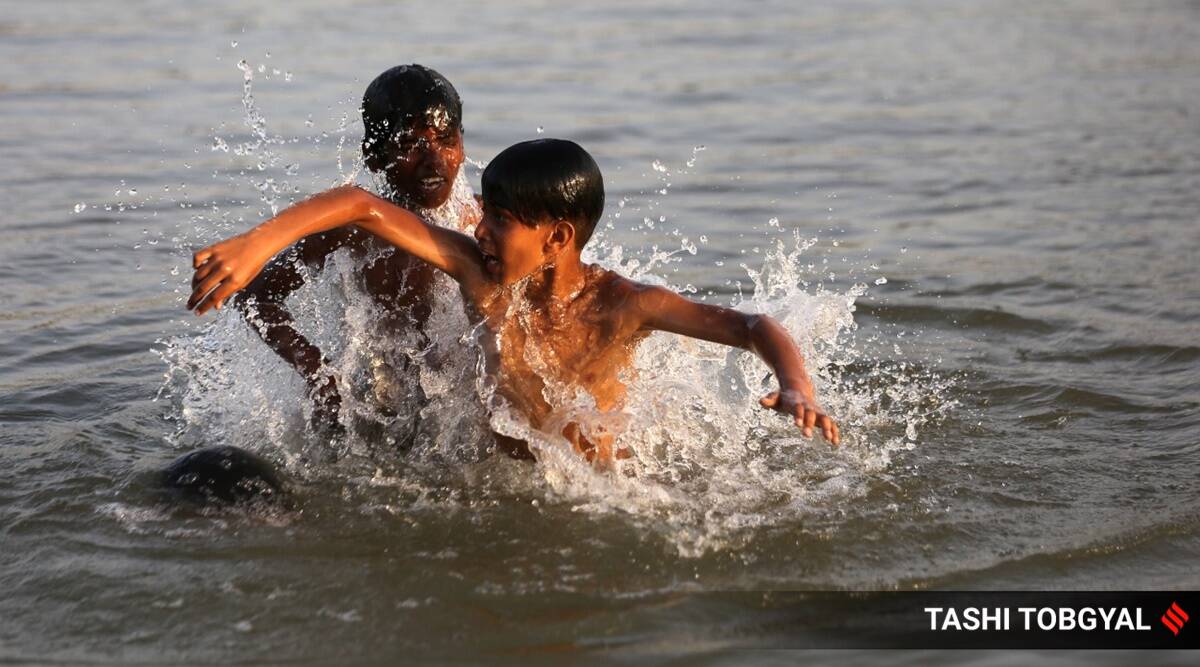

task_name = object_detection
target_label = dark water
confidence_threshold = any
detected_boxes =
[2,0,1198,663]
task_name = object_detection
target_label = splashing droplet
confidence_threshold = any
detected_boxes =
[73,203,87,213]
[874,277,888,285]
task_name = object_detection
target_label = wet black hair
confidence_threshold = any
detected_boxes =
[481,139,605,249]
[361,64,463,147]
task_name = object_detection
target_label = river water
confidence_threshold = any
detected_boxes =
[1,0,1198,663]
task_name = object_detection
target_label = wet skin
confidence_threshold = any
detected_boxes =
[189,187,841,464]
[234,122,474,427]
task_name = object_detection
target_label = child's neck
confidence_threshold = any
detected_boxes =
[521,253,589,311]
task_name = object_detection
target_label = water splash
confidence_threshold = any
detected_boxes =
[162,218,953,557]
[156,68,956,558]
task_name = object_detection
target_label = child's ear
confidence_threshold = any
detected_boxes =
[546,220,576,255]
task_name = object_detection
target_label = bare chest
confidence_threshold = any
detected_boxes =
[477,295,645,412]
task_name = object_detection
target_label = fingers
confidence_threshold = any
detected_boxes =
[819,415,839,447]
[191,256,220,287]
[206,281,242,312]
[189,287,217,314]
[803,408,817,439]
[187,271,227,310]
[193,247,213,269]
[762,392,843,447]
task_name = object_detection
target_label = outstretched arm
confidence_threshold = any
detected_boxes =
[188,185,483,313]
[635,285,839,446]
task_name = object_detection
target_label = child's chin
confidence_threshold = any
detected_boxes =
[413,187,450,209]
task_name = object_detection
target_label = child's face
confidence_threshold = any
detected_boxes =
[474,205,558,285]
[366,114,464,209]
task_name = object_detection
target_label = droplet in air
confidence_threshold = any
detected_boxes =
[536,126,544,134]
[767,217,779,227]
[73,203,87,213]
[231,40,238,48]
[651,160,667,173]
[875,277,888,285]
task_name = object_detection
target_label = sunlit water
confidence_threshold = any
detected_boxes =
[2,0,1198,663]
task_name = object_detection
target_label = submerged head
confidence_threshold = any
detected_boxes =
[475,139,605,284]
[361,64,465,209]
[163,445,288,505]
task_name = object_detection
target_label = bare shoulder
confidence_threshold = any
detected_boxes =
[588,267,669,314]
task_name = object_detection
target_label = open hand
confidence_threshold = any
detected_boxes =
[760,388,840,446]
[187,233,272,314]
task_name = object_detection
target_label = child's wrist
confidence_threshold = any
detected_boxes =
[777,374,810,395]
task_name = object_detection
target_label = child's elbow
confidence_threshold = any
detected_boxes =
[745,313,776,333]
[324,184,376,220]
[744,313,783,347]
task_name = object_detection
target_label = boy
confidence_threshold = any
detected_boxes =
[234,64,478,428]
[189,139,840,462]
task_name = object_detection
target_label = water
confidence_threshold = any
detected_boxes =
[2,0,1198,663]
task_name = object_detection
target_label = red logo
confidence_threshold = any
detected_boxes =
[1162,602,1188,636]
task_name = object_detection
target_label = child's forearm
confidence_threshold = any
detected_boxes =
[189,186,453,313]
[239,297,326,379]
[747,313,839,444]
[746,315,813,391]
[242,186,381,259]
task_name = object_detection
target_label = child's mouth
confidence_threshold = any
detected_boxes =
[480,250,500,274]
[418,175,446,191]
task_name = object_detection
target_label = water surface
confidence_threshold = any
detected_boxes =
[1,0,1198,663]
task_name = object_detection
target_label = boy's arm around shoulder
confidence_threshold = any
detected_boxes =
[188,185,484,313]
[628,281,839,446]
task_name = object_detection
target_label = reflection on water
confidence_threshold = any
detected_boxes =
[1,0,1198,662]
